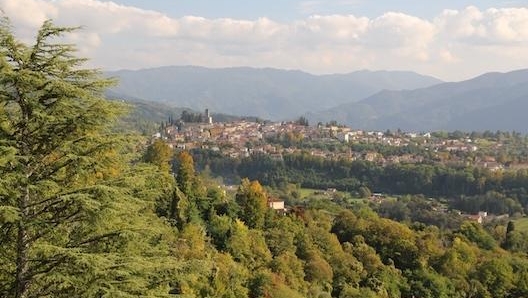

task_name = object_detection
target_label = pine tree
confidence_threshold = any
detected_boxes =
[0,18,178,297]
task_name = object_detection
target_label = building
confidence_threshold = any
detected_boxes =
[268,197,286,215]
[205,108,213,124]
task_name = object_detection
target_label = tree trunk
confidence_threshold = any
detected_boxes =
[15,185,30,298]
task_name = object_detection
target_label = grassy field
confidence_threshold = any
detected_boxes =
[298,188,320,198]
[298,187,356,198]
[298,187,368,202]
[514,217,528,232]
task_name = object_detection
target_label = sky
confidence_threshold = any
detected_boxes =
[2,0,528,81]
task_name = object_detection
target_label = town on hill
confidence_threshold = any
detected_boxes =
[156,109,528,172]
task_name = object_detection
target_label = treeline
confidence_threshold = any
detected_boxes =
[192,150,528,214]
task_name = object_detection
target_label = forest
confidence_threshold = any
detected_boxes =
[2,19,528,298]
[192,149,528,215]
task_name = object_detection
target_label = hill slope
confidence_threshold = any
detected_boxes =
[106,66,441,120]
[308,69,528,132]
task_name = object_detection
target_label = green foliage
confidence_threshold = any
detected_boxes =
[358,186,371,198]
[474,258,514,298]
[180,110,203,123]
[226,219,272,269]
[207,214,233,251]
[144,139,173,172]
[235,178,268,229]
[514,217,528,231]
[0,18,181,297]
[208,253,250,298]
[404,269,456,298]
[270,252,306,293]
[304,250,334,286]
[457,222,497,250]
[176,150,197,197]
[194,148,528,214]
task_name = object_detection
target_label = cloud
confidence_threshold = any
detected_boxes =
[1,0,58,27]
[436,6,528,44]
[1,0,528,80]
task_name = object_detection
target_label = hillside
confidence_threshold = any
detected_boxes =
[308,69,528,132]
[106,66,442,120]
[106,95,250,135]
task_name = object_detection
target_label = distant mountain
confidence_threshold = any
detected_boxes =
[308,69,528,132]
[106,66,442,120]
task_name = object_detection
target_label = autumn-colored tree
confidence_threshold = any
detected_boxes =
[143,138,173,172]
[170,150,212,226]
[176,150,196,197]
[236,178,268,229]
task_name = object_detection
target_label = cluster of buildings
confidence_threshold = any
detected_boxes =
[154,109,522,170]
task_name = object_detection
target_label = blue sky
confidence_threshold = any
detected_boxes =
[3,0,528,80]
[102,0,528,20]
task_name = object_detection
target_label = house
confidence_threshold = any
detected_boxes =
[268,197,285,210]
[465,212,488,224]
[268,197,286,215]
[369,193,385,203]
[326,188,337,193]
[466,214,483,224]
[476,161,503,171]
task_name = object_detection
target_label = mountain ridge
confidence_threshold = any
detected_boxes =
[308,68,528,132]
[106,65,442,120]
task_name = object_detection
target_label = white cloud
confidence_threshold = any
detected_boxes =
[436,6,528,44]
[1,0,57,27]
[2,0,528,80]
[296,15,369,43]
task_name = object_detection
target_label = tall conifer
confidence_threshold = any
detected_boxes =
[0,18,178,297]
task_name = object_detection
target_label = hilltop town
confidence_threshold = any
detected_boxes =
[155,109,528,171]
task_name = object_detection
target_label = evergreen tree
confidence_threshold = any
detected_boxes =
[235,178,268,229]
[0,19,178,297]
[176,150,196,197]
[171,150,206,226]
[296,116,309,126]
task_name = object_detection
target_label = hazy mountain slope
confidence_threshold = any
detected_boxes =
[445,94,528,132]
[308,69,528,132]
[106,95,248,135]
[106,66,441,120]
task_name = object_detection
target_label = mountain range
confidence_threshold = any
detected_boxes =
[107,66,528,132]
[106,66,441,120]
[308,69,528,132]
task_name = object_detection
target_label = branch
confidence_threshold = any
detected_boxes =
[67,231,120,248]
